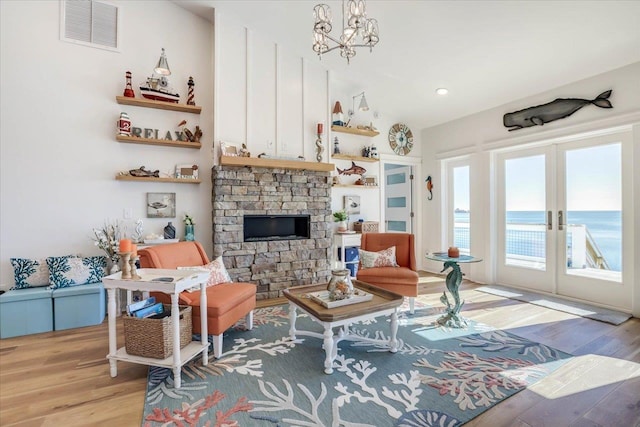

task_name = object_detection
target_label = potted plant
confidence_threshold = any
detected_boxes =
[333,210,348,232]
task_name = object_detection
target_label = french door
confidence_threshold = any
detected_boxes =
[496,131,632,310]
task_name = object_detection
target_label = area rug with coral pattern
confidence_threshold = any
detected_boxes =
[142,300,572,426]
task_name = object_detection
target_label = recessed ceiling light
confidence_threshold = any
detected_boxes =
[436,88,449,95]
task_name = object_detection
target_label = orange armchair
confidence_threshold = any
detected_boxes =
[138,241,256,358]
[356,233,419,313]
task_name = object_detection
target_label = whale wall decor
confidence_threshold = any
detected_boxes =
[503,90,613,131]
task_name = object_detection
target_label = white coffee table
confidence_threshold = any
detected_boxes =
[284,281,404,374]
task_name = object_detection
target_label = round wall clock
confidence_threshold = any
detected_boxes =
[388,123,414,155]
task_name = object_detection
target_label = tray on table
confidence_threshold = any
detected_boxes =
[308,289,373,309]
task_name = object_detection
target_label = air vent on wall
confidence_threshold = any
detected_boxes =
[61,0,119,51]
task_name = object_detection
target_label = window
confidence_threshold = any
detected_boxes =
[444,159,470,254]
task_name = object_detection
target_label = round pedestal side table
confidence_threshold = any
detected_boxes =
[425,252,483,328]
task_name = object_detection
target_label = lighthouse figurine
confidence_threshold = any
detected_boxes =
[123,71,135,98]
[187,76,195,106]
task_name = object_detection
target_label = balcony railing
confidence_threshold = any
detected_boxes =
[453,222,610,270]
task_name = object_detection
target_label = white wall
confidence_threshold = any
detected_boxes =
[420,62,640,316]
[213,13,424,235]
[0,1,214,286]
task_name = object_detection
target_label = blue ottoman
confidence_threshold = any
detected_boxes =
[0,288,54,338]
[52,283,106,331]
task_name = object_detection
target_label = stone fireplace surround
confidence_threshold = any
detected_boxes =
[212,165,332,299]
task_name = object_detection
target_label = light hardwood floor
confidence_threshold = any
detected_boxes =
[1,277,638,426]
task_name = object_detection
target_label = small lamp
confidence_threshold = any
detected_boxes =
[349,92,369,116]
[154,48,171,76]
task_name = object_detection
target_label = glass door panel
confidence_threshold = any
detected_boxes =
[556,133,631,310]
[504,155,547,270]
[496,146,554,292]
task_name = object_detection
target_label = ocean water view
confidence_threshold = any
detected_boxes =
[454,210,622,271]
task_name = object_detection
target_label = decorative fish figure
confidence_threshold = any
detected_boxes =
[425,176,433,200]
[129,166,160,177]
[337,161,366,176]
[503,90,613,131]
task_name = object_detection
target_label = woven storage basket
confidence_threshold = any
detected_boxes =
[353,221,379,233]
[123,305,192,359]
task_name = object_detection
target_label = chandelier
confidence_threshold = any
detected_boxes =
[313,0,379,63]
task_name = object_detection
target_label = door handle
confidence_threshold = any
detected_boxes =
[558,210,564,231]
[547,211,553,230]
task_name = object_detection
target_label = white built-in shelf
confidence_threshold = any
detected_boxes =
[332,154,379,163]
[331,125,380,137]
[116,96,202,114]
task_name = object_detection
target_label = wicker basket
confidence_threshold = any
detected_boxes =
[123,305,192,359]
[353,221,379,233]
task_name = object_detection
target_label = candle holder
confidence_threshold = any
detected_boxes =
[129,256,141,280]
[120,252,132,279]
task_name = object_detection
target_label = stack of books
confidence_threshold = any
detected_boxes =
[126,297,168,319]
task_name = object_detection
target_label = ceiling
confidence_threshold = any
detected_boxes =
[176,0,640,130]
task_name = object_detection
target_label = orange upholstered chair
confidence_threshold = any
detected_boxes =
[356,232,419,313]
[138,241,256,358]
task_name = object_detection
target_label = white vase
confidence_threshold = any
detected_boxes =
[337,221,347,232]
[108,256,121,275]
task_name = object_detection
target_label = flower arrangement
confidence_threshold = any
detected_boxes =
[92,221,121,261]
[332,210,348,222]
[184,214,195,226]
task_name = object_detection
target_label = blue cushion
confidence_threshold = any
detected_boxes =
[0,287,52,302]
[47,256,107,289]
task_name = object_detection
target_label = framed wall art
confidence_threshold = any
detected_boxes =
[344,195,361,215]
[175,164,199,180]
[220,141,238,157]
[147,192,176,218]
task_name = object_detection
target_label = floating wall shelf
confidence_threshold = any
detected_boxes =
[332,184,379,188]
[331,154,378,163]
[116,96,202,114]
[115,175,201,184]
[116,135,201,149]
[331,125,380,137]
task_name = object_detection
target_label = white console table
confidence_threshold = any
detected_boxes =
[102,269,209,388]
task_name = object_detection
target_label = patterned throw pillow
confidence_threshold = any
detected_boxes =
[47,256,107,289]
[178,256,232,291]
[359,246,398,268]
[10,258,51,289]
[10,255,77,289]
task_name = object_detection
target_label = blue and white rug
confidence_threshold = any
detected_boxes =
[141,302,572,426]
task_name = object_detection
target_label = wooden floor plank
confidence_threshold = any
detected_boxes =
[1,273,638,426]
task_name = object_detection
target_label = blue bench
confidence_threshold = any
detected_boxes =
[0,283,106,338]
[52,283,106,331]
[0,287,53,338]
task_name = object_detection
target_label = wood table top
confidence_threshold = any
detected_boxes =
[283,280,403,322]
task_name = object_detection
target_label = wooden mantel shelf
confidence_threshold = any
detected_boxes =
[220,156,334,172]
